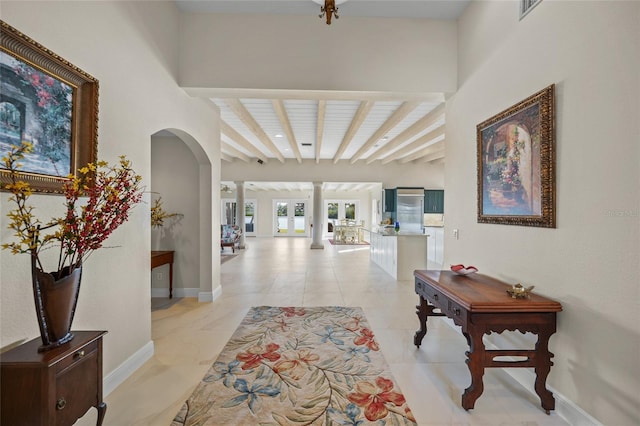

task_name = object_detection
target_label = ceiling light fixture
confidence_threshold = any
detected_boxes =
[313,0,346,25]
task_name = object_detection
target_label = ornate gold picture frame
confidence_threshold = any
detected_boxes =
[0,20,98,193]
[477,84,555,228]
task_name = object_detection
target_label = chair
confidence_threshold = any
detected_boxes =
[221,224,241,253]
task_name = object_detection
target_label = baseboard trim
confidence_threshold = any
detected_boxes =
[103,340,154,397]
[198,285,222,303]
[151,287,199,298]
[441,319,601,426]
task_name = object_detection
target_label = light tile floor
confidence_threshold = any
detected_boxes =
[96,237,569,425]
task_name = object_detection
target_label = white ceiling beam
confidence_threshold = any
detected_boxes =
[400,143,445,164]
[221,142,251,163]
[220,120,269,163]
[272,100,302,164]
[381,126,445,164]
[332,100,374,164]
[349,101,421,164]
[225,99,285,163]
[316,100,326,164]
[420,150,446,163]
[366,103,445,164]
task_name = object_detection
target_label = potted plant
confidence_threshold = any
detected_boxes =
[1,142,143,351]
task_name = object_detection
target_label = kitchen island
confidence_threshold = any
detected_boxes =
[369,230,428,280]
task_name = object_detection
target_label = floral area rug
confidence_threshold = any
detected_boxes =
[172,306,416,425]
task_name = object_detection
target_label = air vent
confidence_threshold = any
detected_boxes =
[520,0,542,20]
[301,143,312,147]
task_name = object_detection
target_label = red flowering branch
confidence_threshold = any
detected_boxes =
[2,143,143,274]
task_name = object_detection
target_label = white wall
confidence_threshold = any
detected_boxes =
[446,2,639,425]
[179,13,457,94]
[0,0,221,388]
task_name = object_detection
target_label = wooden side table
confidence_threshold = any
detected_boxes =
[414,270,562,413]
[1,330,107,425]
[151,250,174,298]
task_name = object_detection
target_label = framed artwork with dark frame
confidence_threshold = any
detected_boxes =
[0,20,98,193]
[477,84,555,228]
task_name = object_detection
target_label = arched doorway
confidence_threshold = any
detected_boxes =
[150,128,217,303]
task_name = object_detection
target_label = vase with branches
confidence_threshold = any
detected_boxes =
[1,142,143,350]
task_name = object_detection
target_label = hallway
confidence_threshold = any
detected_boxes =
[104,238,568,425]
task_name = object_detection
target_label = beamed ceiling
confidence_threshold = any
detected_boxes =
[174,1,470,192]
[214,97,446,166]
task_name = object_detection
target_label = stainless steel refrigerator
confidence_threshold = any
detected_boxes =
[395,188,424,234]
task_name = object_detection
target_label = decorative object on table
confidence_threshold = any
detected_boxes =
[506,283,535,299]
[1,143,143,351]
[450,264,479,275]
[477,84,555,228]
[172,306,416,426]
[394,221,400,234]
[150,196,182,228]
[0,21,99,194]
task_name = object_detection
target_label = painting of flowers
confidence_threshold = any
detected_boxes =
[0,21,98,193]
[172,306,417,425]
[0,51,73,177]
[477,85,556,228]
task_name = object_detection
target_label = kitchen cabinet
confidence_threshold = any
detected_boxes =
[424,226,444,269]
[424,190,444,214]
[370,231,428,280]
[383,188,396,213]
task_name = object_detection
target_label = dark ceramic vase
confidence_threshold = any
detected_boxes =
[31,256,82,352]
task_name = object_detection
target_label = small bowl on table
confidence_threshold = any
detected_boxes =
[450,264,478,275]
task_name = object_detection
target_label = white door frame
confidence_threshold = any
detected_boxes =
[324,199,360,238]
[273,199,309,237]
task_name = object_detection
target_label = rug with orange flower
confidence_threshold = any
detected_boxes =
[172,306,416,425]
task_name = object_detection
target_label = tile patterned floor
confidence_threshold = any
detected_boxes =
[91,237,569,425]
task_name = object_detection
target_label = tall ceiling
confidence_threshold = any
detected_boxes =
[174,1,470,189]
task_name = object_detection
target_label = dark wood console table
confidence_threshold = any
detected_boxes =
[1,330,107,425]
[413,270,562,413]
[151,250,174,298]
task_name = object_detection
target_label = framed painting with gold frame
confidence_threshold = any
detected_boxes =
[0,20,98,193]
[477,84,555,228]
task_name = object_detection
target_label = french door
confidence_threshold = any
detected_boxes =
[324,200,359,237]
[221,199,257,237]
[274,200,308,237]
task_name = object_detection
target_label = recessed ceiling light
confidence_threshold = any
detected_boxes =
[381,136,389,141]
[275,134,284,138]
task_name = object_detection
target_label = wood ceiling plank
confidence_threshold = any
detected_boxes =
[419,150,446,163]
[366,103,445,164]
[332,100,374,164]
[220,120,269,163]
[400,144,446,164]
[221,152,233,162]
[349,101,421,164]
[225,99,285,163]
[316,100,326,164]
[381,126,445,164]
[272,100,302,164]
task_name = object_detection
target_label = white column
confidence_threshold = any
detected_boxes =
[235,181,246,249]
[311,181,324,249]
